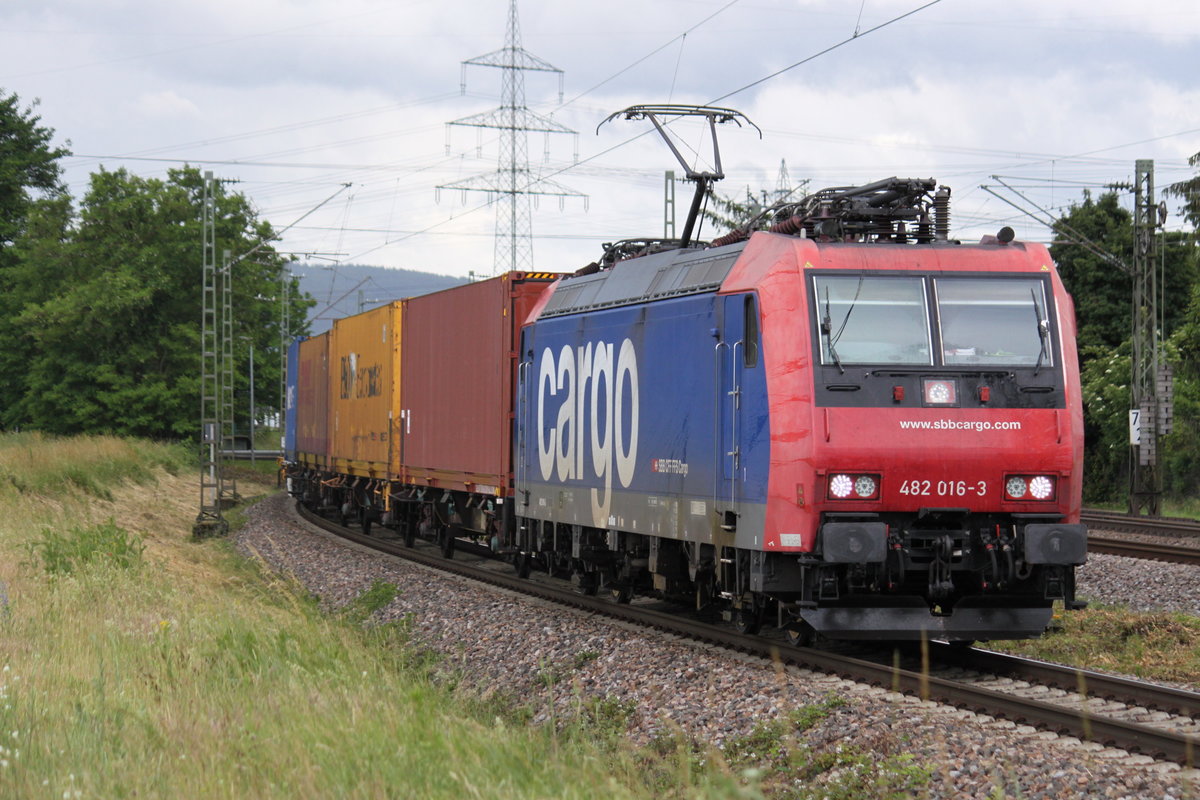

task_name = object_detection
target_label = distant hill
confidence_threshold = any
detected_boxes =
[291,263,469,334]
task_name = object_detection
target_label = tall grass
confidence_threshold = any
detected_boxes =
[0,434,932,798]
[2,559,737,799]
[992,604,1200,687]
[0,436,756,798]
[0,432,191,500]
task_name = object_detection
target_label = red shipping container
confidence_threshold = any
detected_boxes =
[296,331,330,467]
[399,272,556,494]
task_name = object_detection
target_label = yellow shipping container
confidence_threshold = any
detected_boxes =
[328,301,402,477]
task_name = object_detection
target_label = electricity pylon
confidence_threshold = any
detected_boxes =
[439,0,584,274]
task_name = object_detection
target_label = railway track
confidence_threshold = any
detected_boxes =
[1080,509,1200,565]
[1086,535,1200,566]
[1081,509,1200,538]
[297,502,1200,767]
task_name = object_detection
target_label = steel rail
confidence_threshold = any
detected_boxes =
[929,643,1200,717]
[295,502,1200,766]
[1086,535,1200,567]
[1081,510,1200,538]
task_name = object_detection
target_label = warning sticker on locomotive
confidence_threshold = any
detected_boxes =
[898,479,988,497]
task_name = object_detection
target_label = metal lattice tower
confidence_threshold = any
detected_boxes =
[775,159,791,201]
[773,159,808,204]
[664,170,676,239]
[219,248,239,504]
[194,172,227,538]
[439,0,583,274]
[1130,159,1170,515]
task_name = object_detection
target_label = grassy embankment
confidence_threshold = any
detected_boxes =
[0,433,931,799]
[992,606,1200,688]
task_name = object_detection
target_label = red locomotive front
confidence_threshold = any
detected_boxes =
[725,220,1087,642]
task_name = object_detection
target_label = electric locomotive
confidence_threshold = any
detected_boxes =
[511,174,1086,644]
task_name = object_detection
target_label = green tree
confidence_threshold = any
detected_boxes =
[0,90,70,419]
[1053,189,1199,500]
[700,188,761,238]
[1167,150,1200,230]
[5,166,312,439]
[0,91,67,259]
[1050,192,1135,357]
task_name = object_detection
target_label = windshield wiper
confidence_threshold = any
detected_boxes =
[821,287,844,374]
[1030,288,1050,376]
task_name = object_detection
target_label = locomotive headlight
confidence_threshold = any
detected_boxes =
[1004,476,1028,499]
[828,473,880,500]
[829,474,854,498]
[853,475,878,498]
[1028,475,1055,500]
[922,378,957,405]
[1004,474,1057,501]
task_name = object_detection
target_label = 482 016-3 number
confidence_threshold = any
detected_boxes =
[898,479,987,497]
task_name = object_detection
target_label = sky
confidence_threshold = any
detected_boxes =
[3,0,1199,282]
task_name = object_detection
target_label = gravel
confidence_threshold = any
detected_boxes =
[1079,541,1200,615]
[238,493,1200,799]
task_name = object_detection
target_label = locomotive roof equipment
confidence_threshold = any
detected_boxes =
[599,104,761,250]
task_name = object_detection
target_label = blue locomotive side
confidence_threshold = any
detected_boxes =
[514,281,770,550]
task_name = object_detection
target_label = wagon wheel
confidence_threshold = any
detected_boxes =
[439,527,457,558]
[402,522,416,548]
[571,570,598,596]
[514,552,532,579]
[694,575,713,610]
[784,620,815,647]
[360,508,373,536]
[609,580,632,604]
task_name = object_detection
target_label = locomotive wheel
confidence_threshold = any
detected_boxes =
[732,602,763,636]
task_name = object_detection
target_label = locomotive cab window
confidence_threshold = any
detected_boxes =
[812,275,931,366]
[743,294,759,367]
[935,278,1052,367]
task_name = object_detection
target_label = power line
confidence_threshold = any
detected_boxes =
[707,0,944,104]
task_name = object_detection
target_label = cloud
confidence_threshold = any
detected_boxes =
[134,90,201,120]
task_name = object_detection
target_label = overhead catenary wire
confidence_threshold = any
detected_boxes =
[706,0,944,105]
